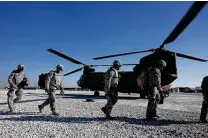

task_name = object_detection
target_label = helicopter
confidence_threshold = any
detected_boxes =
[42,1,207,98]
[91,1,207,96]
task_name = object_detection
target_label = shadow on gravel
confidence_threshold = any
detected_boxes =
[23,93,142,100]
[60,93,141,100]
[24,93,48,98]
[0,98,46,105]
[0,111,39,116]
[0,115,107,123]
[115,116,199,126]
[0,115,199,126]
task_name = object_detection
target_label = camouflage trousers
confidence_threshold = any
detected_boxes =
[7,88,23,111]
[146,87,161,118]
[103,87,118,115]
[200,97,208,120]
[39,89,56,112]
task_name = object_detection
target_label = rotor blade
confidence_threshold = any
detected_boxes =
[47,48,85,65]
[91,64,138,67]
[160,1,207,48]
[63,67,83,76]
[176,52,207,62]
[91,65,111,67]
[93,49,154,60]
[123,64,138,66]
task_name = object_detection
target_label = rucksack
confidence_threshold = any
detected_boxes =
[18,77,29,88]
[38,73,48,89]
[38,71,54,89]
[137,70,147,90]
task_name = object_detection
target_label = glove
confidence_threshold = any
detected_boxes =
[60,90,64,95]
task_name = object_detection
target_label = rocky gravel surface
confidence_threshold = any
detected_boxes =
[0,90,207,138]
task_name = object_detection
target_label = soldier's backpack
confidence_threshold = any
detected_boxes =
[18,77,29,88]
[38,71,55,89]
[136,70,148,90]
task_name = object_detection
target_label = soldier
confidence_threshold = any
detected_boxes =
[101,60,122,120]
[146,60,167,120]
[200,76,208,123]
[7,64,27,112]
[38,64,64,116]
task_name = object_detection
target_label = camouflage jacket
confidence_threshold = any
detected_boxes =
[146,67,162,91]
[45,70,64,91]
[104,67,120,93]
[8,70,25,88]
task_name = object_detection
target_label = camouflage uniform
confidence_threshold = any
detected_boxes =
[38,65,64,115]
[7,68,26,112]
[102,67,120,116]
[145,60,166,119]
[101,60,122,119]
[146,67,162,118]
[200,76,208,123]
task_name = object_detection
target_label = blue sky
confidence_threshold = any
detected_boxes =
[0,2,207,87]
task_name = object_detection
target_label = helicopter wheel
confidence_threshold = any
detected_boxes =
[140,92,146,99]
[94,91,100,96]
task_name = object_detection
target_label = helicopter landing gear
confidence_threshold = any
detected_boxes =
[140,91,146,99]
[94,91,100,96]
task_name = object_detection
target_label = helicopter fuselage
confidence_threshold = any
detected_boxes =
[77,71,139,93]
[77,50,178,94]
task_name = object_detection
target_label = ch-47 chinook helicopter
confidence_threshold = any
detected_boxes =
[91,1,207,98]
[44,1,207,98]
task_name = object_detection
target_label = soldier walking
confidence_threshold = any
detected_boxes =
[146,60,167,120]
[38,64,64,116]
[200,76,208,123]
[7,64,28,112]
[101,60,122,120]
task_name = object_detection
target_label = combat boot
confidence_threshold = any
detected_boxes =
[200,109,207,123]
[106,114,115,120]
[146,110,160,120]
[200,118,207,123]
[38,105,44,113]
[52,111,60,116]
[9,108,14,113]
[200,114,207,123]
[101,107,115,120]
[154,114,161,118]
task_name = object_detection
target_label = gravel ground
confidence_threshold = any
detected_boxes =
[0,90,207,138]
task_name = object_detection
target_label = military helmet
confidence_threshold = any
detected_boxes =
[56,64,64,70]
[17,64,24,70]
[157,60,167,67]
[113,60,122,67]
